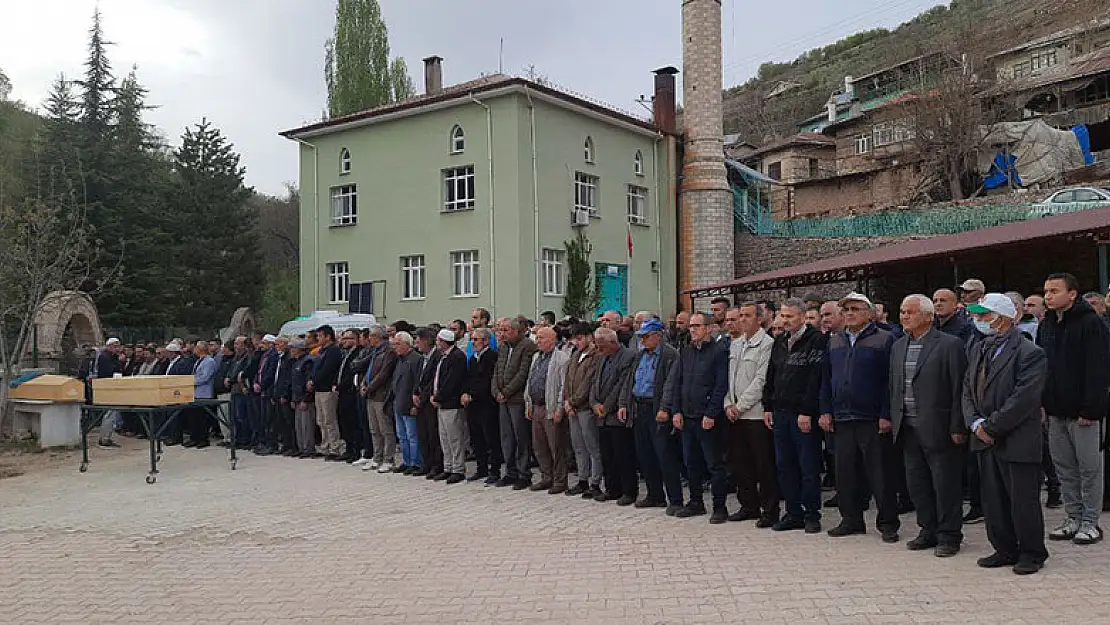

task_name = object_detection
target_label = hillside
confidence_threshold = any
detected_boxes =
[723,0,1109,143]
[0,100,42,203]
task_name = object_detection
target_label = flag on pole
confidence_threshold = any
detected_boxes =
[627,223,633,259]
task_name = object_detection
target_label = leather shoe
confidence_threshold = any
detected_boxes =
[665,504,683,517]
[445,473,465,484]
[183,440,198,448]
[529,480,554,492]
[977,552,1018,568]
[827,524,866,538]
[804,520,822,534]
[432,472,450,481]
[467,471,489,482]
[962,507,984,524]
[772,517,805,532]
[547,484,567,495]
[881,530,900,544]
[585,486,603,500]
[673,502,707,518]
[906,534,938,551]
[616,495,636,506]
[1012,559,1043,575]
[495,476,515,487]
[755,514,778,529]
[512,479,530,490]
[934,543,960,558]
[484,475,500,485]
[709,507,728,524]
[594,491,618,502]
[634,497,667,509]
[567,482,587,496]
[412,468,429,476]
[727,508,760,522]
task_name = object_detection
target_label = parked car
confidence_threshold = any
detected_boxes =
[1028,187,1110,218]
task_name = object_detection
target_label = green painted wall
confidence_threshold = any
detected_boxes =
[295,90,676,325]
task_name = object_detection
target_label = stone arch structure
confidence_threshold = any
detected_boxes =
[220,307,257,343]
[29,291,104,371]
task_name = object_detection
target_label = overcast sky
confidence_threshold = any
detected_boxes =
[1,0,946,195]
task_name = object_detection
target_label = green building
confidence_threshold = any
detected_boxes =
[280,58,679,324]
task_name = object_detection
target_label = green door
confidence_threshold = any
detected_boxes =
[595,263,628,316]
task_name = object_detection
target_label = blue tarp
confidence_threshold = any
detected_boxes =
[8,371,46,388]
[983,151,1022,190]
[1072,124,1096,165]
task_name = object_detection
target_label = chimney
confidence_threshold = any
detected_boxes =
[423,55,443,96]
[844,75,855,98]
[827,95,837,123]
[652,66,679,133]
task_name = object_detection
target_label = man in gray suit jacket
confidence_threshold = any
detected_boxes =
[590,328,639,505]
[890,295,968,557]
[963,294,1049,575]
[618,318,681,511]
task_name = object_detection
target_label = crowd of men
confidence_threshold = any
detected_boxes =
[86,272,1110,576]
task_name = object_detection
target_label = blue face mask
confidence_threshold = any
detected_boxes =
[974,318,997,336]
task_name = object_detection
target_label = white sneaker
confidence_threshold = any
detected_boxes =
[352,457,371,467]
[1073,521,1103,545]
[368,459,381,470]
[378,463,394,474]
[1049,517,1080,541]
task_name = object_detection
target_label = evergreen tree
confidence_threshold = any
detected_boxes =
[324,0,413,118]
[36,74,83,199]
[169,119,261,329]
[562,232,600,320]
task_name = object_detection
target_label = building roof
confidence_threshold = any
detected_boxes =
[986,17,1110,60]
[281,74,664,139]
[726,159,780,185]
[686,206,1110,296]
[748,133,835,158]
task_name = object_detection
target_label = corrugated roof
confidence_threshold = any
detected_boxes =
[980,46,1110,97]
[748,133,835,158]
[986,17,1110,60]
[687,206,1110,295]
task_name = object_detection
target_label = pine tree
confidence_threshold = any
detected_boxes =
[562,231,600,320]
[36,74,83,200]
[324,0,414,118]
[169,119,261,329]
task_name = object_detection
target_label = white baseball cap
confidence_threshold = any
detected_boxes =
[838,292,873,309]
[967,293,1017,319]
[437,328,456,343]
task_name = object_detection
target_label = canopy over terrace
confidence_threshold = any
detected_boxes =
[688,207,1110,298]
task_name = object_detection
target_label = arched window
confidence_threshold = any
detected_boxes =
[451,125,465,153]
[634,150,644,176]
[339,147,351,174]
[584,136,595,163]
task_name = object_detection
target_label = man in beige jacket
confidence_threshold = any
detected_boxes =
[525,327,571,493]
[723,303,779,527]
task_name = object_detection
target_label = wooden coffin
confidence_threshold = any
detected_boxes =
[92,375,194,406]
[9,375,85,403]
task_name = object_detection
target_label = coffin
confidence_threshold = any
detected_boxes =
[9,375,85,403]
[92,375,194,406]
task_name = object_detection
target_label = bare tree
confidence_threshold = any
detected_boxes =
[0,188,112,431]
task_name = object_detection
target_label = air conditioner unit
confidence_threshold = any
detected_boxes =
[572,209,590,227]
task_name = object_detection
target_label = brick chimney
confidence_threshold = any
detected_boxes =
[423,56,443,95]
[652,66,679,134]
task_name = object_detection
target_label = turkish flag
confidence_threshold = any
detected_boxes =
[627,227,633,258]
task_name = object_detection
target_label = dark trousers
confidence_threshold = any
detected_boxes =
[1042,425,1060,491]
[231,394,252,445]
[633,400,665,502]
[773,409,822,521]
[185,405,211,445]
[726,418,780,516]
[965,453,982,511]
[978,448,1048,564]
[599,425,638,497]
[337,389,359,457]
[357,393,372,458]
[466,401,501,475]
[274,400,295,451]
[834,421,899,532]
[651,420,685,507]
[682,417,728,509]
[417,402,443,473]
[902,424,964,546]
[248,394,265,447]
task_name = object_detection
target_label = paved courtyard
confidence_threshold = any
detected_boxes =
[2,440,1109,624]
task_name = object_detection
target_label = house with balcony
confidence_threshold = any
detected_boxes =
[280,58,679,322]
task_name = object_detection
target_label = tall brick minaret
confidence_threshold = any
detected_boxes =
[680,0,733,307]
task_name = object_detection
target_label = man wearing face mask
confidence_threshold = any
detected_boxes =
[964,293,1049,575]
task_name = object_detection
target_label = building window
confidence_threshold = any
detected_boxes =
[1013,61,1030,78]
[327,262,349,304]
[627,185,648,225]
[855,134,872,155]
[574,172,599,216]
[893,120,916,142]
[451,250,480,297]
[767,162,782,180]
[450,125,465,153]
[330,184,357,226]
[634,150,644,176]
[584,136,595,163]
[808,158,820,179]
[339,148,351,174]
[400,255,425,301]
[443,165,476,212]
[541,248,565,296]
[1030,50,1058,72]
[873,122,896,147]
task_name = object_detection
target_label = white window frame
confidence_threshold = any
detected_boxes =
[855,134,872,155]
[627,185,648,226]
[450,125,465,154]
[450,250,480,298]
[872,122,896,147]
[584,136,595,163]
[339,148,351,174]
[327,262,349,304]
[400,255,425,301]
[574,172,599,217]
[633,150,644,176]
[541,248,565,296]
[443,165,476,212]
[330,184,357,226]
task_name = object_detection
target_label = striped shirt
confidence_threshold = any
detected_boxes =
[902,335,925,427]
